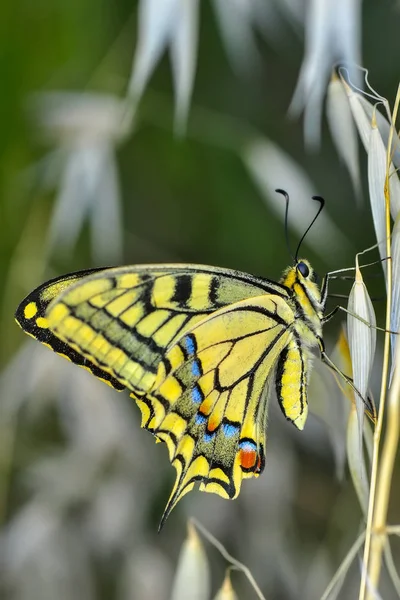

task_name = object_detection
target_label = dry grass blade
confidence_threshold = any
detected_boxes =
[390,213,400,381]
[388,166,400,220]
[360,84,400,600]
[368,113,389,275]
[364,335,400,599]
[190,519,266,600]
[383,541,400,597]
[321,530,366,600]
[359,95,400,171]
[347,408,369,517]
[344,82,372,151]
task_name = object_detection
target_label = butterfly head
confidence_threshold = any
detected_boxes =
[280,259,323,310]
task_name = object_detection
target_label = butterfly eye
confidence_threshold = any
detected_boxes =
[297,262,310,278]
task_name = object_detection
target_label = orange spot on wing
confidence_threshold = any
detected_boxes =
[199,399,212,415]
[239,447,257,470]
[207,417,219,432]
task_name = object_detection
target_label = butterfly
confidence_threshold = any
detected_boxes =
[15,192,329,529]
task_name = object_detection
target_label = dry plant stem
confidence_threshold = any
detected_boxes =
[360,87,400,600]
[359,322,391,600]
[366,343,400,597]
[190,518,266,600]
[321,530,366,600]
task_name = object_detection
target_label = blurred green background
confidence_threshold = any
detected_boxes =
[1,1,400,599]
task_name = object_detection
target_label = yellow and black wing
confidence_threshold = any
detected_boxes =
[148,294,296,527]
[15,267,126,390]
[15,263,296,524]
[15,264,290,394]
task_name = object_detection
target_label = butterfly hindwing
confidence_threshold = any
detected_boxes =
[275,335,310,430]
[145,294,296,526]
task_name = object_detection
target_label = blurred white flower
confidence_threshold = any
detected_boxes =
[129,0,364,144]
[212,0,266,73]
[129,0,289,132]
[0,342,168,594]
[243,137,352,260]
[129,0,200,134]
[3,501,95,600]
[326,75,361,200]
[30,92,131,264]
[290,0,362,147]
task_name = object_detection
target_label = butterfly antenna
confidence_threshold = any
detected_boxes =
[294,195,325,261]
[275,189,295,263]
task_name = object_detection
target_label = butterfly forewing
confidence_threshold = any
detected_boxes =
[15,267,126,390]
[16,264,289,392]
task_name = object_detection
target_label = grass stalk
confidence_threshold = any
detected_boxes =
[359,86,400,599]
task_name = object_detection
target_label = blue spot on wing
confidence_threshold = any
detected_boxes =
[191,360,201,377]
[195,413,207,425]
[185,335,196,355]
[204,432,215,443]
[223,423,239,438]
[239,440,257,452]
[191,385,203,404]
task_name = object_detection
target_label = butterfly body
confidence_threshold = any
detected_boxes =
[15,259,327,526]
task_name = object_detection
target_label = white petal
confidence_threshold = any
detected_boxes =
[332,0,362,66]
[243,138,351,259]
[290,0,332,116]
[171,523,210,600]
[276,0,305,25]
[368,115,388,273]
[170,0,200,134]
[212,0,261,74]
[289,0,332,146]
[326,76,361,201]
[128,0,179,102]
[347,261,377,473]
[249,0,286,46]
[47,148,93,255]
[290,0,361,147]
[32,92,129,142]
[89,144,123,263]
